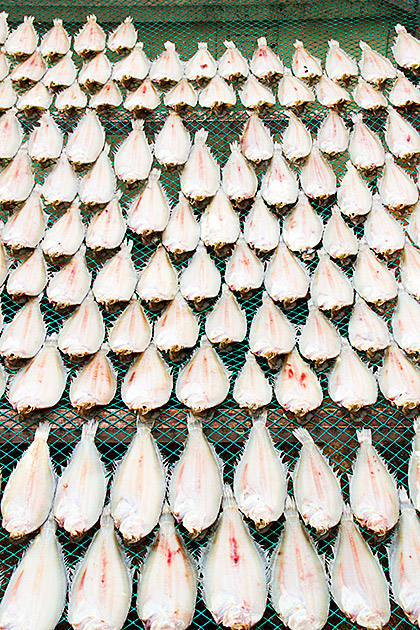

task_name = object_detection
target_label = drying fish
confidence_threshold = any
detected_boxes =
[233,351,272,410]
[393,24,420,72]
[300,144,337,201]
[0,297,45,363]
[124,79,160,114]
[0,12,7,44]
[386,106,420,160]
[379,342,420,411]
[0,78,17,110]
[1,422,55,537]
[28,111,63,164]
[200,188,240,255]
[205,284,247,348]
[223,142,258,203]
[121,343,173,414]
[202,485,267,629]
[0,49,7,81]
[86,194,126,252]
[154,111,191,169]
[323,206,358,261]
[198,74,236,110]
[299,300,341,366]
[310,249,353,314]
[407,200,420,246]
[239,74,275,110]
[165,78,198,110]
[137,244,178,307]
[93,240,137,308]
[261,143,299,207]
[364,196,404,258]
[10,50,46,86]
[250,36,283,81]
[349,114,385,172]
[0,145,34,205]
[328,339,378,412]
[180,241,221,308]
[240,112,274,163]
[55,81,87,111]
[54,420,107,537]
[110,418,165,542]
[5,16,37,58]
[8,337,67,413]
[353,243,398,306]
[7,246,47,300]
[69,506,131,630]
[244,193,280,254]
[264,239,310,306]
[0,108,23,160]
[114,119,152,185]
[281,110,312,162]
[275,347,323,417]
[47,246,91,309]
[42,52,77,89]
[353,77,388,111]
[409,418,420,510]
[58,291,105,359]
[401,239,420,300]
[318,110,349,155]
[316,73,351,107]
[108,298,151,359]
[90,80,123,110]
[113,43,150,87]
[162,193,200,257]
[73,14,105,57]
[389,70,420,108]
[70,345,117,412]
[331,505,390,629]
[3,185,46,251]
[78,52,112,90]
[40,18,70,59]
[282,191,323,258]
[42,199,85,260]
[292,40,322,81]
[219,40,249,81]
[176,336,230,412]
[325,39,358,81]
[359,40,396,85]
[169,413,222,536]
[350,428,399,535]
[348,294,390,357]
[181,129,220,202]
[17,81,52,116]
[270,496,329,630]
[225,236,264,296]
[108,16,137,53]
[137,504,197,630]
[128,168,169,238]
[150,40,183,85]
[155,292,199,359]
[79,147,115,207]
[185,42,217,82]
[249,292,295,367]
[337,161,372,220]
[42,151,78,206]
[234,410,286,528]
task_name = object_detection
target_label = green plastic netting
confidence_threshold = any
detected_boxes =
[0,0,419,628]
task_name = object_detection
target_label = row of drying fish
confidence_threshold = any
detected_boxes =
[2,418,420,630]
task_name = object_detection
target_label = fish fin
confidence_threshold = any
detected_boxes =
[222,483,237,508]
[399,486,411,508]
[341,503,353,521]
[284,494,298,516]
[187,411,203,431]
[249,409,268,425]
[293,426,314,445]
[136,414,154,431]
[35,421,51,441]
[414,416,420,434]
[356,427,371,444]
[81,418,99,440]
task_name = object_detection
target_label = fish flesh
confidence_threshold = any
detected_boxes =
[393,24,420,72]
[198,74,236,110]
[261,143,298,207]
[137,244,178,307]
[42,199,85,260]
[310,249,353,314]
[28,111,63,163]
[124,79,160,115]
[349,114,385,172]
[86,194,126,252]
[406,201,420,246]
[378,342,420,411]
[281,110,312,163]
[42,151,78,206]
[278,67,315,108]
[364,195,404,258]
[275,347,323,417]
[0,296,45,363]
[79,146,115,207]
[128,168,169,238]
[162,193,200,257]
[0,78,17,110]
[292,40,322,80]
[180,241,221,308]
[55,81,87,111]
[244,193,280,254]
[150,40,183,85]
[67,109,105,167]
[10,50,46,86]
[181,129,220,201]
[409,418,420,510]
[0,12,8,45]
[241,112,274,163]
[113,43,150,87]
[154,291,199,360]
[0,144,34,205]
[317,110,349,156]
[0,108,23,160]
[185,42,217,82]
[264,239,310,306]
[328,339,378,412]
[359,40,396,85]
[223,141,258,203]
[40,18,70,59]
[47,245,91,309]
[17,81,52,115]
[353,77,388,111]
[239,74,275,110]
[154,111,191,169]
[380,153,418,211]
[0,238,8,287]
[299,299,341,366]
[300,144,337,201]
[250,37,283,81]
[5,16,37,58]
[93,240,137,308]
[249,292,295,367]
[78,52,112,91]
[219,40,249,81]
[108,298,151,359]
[7,246,47,299]
[70,345,117,412]
[386,106,420,160]
[205,283,247,348]
[42,51,77,89]
[233,351,272,410]
[114,119,152,185]
[58,291,105,359]
[348,294,390,356]
[89,80,123,110]
[401,239,420,300]
[165,78,198,110]
[393,287,420,356]
[3,184,46,251]
[108,16,137,53]
[74,14,105,57]
[353,243,398,306]
[282,192,323,258]
[389,70,420,108]
[322,205,358,261]
[200,188,240,254]
[225,236,264,296]
[337,161,372,220]
[316,73,351,107]
[326,39,358,81]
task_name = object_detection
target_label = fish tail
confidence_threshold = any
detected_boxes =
[35,421,51,441]
[341,503,353,521]
[81,419,99,440]
[284,495,298,517]
[413,416,420,434]
[293,427,313,445]
[159,501,174,524]
[187,412,203,431]
[100,504,114,528]
[398,487,412,509]
[356,428,372,444]
[222,484,237,508]
[136,415,154,432]
[250,409,267,425]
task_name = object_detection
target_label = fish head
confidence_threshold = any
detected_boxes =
[356,609,385,629]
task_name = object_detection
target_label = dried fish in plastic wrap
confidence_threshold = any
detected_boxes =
[165,78,198,110]
[10,50,46,86]
[176,337,230,412]
[310,249,353,314]
[58,291,105,359]
[40,18,70,59]
[241,113,274,163]
[359,40,396,85]
[42,199,85,260]
[316,73,351,107]
[401,239,420,300]
[326,39,358,81]
[249,292,295,367]
[219,40,249,81]
[205,284,247,348]
[54,420,107,537]
[409,419,420,510]
[5,16,37,58]
[181,129,220,202]
[250,37,283,81]
[86,194,126,252]
[55,81,87,112]
[244,193,279,254]
[155,111,191,169]
[150,41,183,85]
[407,200,420,246]
[137,244,178,307]
[78,52,111,91]
[349,114,385,172]
[393,24,420,72]
[121,343,173,414]
[3,185,46,251]
[67,109,105,167]
[0,297,45,363]
[108,298,151,359]
[278,67,315,108]
[74,14,105,58]
[17,81,52,116]
[162,193,200,257]
[264,239,310,307]
[202,485,267,629]
[42,51,77,89]
[275,347,323,417]
[47,246,91,309]
[0,145,34,205]
[223,142,258,203]
[198,74,236,110]
[8,337,67,413]
[282,191,323,258]
[353,77,388,111]
[292,40,322,81]
[281,110,312,163]
[350,428,399,535]
[225,236,264,296]
[331,506,390,629]
[108,16,137,53]
[301,144,336,201]
[89,80,123,110]
[200,188,240,254]
[42,151,78,206]
[70,345,117,412]
[7,246,47,300]
[114,119,152,185]
[79,147,116,207]
[112,43,150,87]
[386,106,420,160]
[28,111,62,164]
[394,287,420,356]
[0,12,8,45]
[233,351,272,410]
[180,242,221,308]
[299,300,341,367]
[389,70,420,109]
[364,196,404,258]
[169,413,222,537]
[0,78,17,111]
[93,240,137,308]
[318,110,349,156]
[261,143,298,207]
[110,418,165,542]
[328,339,378,412]
[323,206,358,261]
[128,168,169,239]
[348,294,390,357]
[0,108,22,160]
[337,161,372,220]
[353,243,398,306]
[185,42,216,82]
[1,422,55,537]
[154,292,199,360]
[378,342,420,411]
[125,80,160,115]
[239,74,275,110]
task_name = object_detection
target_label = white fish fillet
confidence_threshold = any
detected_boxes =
[223,141,258,203]
[0,144,34,204]
[114,119,152,184]
[42,151,78,206]
[316,73,351,107]
[43,52,77,89]
[261,143,298,207]
[198,75,236,110]
[328,340,378,412]
[392,287,420,355]
[323,205,358,260]
[353,243,397,305]
[181,129,220,201]
[7,246,47,299]
[3,184,46,251]
[219,40,249,81]
[326,39,358,81]
[89,80,123,110]
[150,40,183,84]
[353,77,388,110]
[112,43,150,85]
[349,114,385,172]
[389,71,420,108]
[79,146,115,207]
[239,74,275,110]
[380,153,418,211]
[205,283,247,347]
[359,40,396,84]
[225,236,264,296]
[0,108,23,160]
[348,294,390,355]
[244,193,279,253]
[300,144,337,200]
[200,188,240,253]
[47,245,91,309]
[401,239,420,300]
[364,195,404,258]
[249,292,295,367]
[310,249,353,313]
[282,191,323,257]
[250,36,283,81]
[393,24,420,71]
[386,106,420,160]
[137,244,178,306]
[264,239,309,306]
[0,296,45,362]
[70,345,117,412]
[42,199,85,260]
[233,352,272,410]
[0,78,17,111]
[124,79,160,114]
[185,42,217,82]
[0,12,8,46]
[409,418,420,510]
[66,109,105,166]
[86,193,126,252]
[180,241,221,308]
[108,298,151,358]
[5,16,37,58]
[240,113,274,163]
[78,52,112,90]
[282,110,312,163]
[155,111,191,169]
[337,161,372,219]
[93,240,137,308]
[74,14,105,57]
[318,110,349,156]
[378,342,420,410]
[162,193,200,256]
[154,292,199,358]
[275,347,323,417]
[292,39,322,80]
[165,78,198,110]
[40,18,70,59]
[58,291,105,359]
[108,16,137,53]
[128,168,170,237]
[28,111,63,163]
[17,81,52,115]
[299,300,341,366]
[408,202,420,248]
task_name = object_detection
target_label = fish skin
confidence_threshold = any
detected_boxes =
[89,79,123,110]
[353,243,397,306]
[0,296,46,362]
[240,113,274,163]
[249,292,295,367]
[42,51,77,89]
[108,297,152,358]
[261,143,298,208]
[225,236,264,296]
[219,40,249,81]
[0,78,17,110]
[385,106,420,160]
[364,195,404,258]
[239,74,275,110]
[58,291,104,359]
[86,193,126,252]
[310,249,353,314]
[47,245,91,309]
[155,111,191,169]
[353,77,388,111]
[299,299,341,366]
[282,191,323,257]
[128,167,170,237]
[378,342,420,410]
[0,108,23,160]
[79,146,115,207]
[233,351,272,410]
[28,111,63,163]
[108,16,137,53]
[40,18,71,59]
[275,347,323,417]
[69,345,117,412]
[185,42,217,82]
[337,161,372,219]
[17,81,52,114]
[349,114,385,172]
[264,239,310,306]
[165,78,198,110]
[42,150,78,206]
[401,239,420,300]
[223,141,258,203]
[328,339,378,412]
[392,286,420,355]
[66,109,105,166]
[316,73,351,107]
[300,144,337,201]
[409,418,420,510]
[78,52,111,90]
[0,145,34,204]
[1,422,55,538]
[380,153,418,211]
[5,16,38,58]
[292,40,322,80]
[318,110,349,156]
[323,205,358,261]
[198,75,236,110]
[181,129,220,201]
